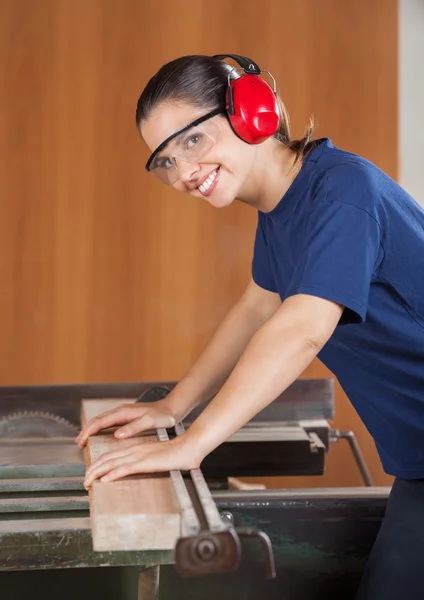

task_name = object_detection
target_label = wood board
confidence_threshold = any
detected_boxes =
[81,398,181,551]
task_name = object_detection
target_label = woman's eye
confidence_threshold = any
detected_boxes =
[185,134,201,150]
[157,158,173,170]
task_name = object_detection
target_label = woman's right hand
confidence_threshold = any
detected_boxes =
[75,400,177,449]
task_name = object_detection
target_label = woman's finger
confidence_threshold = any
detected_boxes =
[85,448,135,477]
[77,406,145,448]
[114,415,156,439]
[84,455,139,488]
[101,461,151,482]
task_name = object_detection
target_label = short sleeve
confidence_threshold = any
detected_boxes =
[287,178,383,324]
[252,214,277,292]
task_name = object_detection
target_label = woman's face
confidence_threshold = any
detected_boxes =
[140,101,258,208]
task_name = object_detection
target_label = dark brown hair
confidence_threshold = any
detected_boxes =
[136,55,317,161]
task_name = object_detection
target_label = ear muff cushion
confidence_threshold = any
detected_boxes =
[227,75,279,144]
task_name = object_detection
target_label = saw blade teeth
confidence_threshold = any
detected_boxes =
[0,410,79,432]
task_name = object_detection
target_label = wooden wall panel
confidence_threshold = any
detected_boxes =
[0,0,397,487]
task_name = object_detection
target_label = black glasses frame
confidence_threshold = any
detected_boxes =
[145,108,223,172]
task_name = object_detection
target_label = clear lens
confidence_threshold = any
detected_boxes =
[149,119,221,185]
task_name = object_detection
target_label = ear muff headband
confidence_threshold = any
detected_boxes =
[212,54,280,144]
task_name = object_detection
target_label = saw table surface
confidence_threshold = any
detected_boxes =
[0,438,83,479]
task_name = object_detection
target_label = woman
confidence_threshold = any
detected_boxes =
[76,54,424,598]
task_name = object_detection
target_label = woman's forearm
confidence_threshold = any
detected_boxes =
[164,299,273,421]
[184,295,342,457]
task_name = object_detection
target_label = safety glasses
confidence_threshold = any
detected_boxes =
[145,108,223,185]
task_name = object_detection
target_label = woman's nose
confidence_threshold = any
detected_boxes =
[174,158,201,184]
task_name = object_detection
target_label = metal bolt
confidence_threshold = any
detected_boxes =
[219,510,234,525]
[196,538,217,561]
[220,511,234,525]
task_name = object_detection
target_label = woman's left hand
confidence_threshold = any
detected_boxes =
[83,435,203,489]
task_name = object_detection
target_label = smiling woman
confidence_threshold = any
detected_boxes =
[76,52,424,600]
[136,54,315,210]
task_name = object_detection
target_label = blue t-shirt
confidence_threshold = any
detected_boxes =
[252,138,424,478]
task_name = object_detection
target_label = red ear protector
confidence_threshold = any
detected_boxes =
[212,54,280,144]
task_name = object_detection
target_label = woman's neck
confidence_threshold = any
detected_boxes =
[237,140,302,213]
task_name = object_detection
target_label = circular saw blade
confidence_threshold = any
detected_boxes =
[0,410,79,438]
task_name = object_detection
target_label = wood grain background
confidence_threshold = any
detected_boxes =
[0,0,398,487]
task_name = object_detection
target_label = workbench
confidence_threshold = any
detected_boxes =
[0,381,388,599]
[0,484,388,600]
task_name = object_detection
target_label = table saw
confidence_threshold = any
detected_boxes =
[0,380,389,600]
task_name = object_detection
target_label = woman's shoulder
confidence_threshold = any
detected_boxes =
[313,141,397,206]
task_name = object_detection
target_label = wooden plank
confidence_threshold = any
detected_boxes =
[82,399,181,552]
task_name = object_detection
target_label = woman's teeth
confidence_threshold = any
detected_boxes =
[198,168,218,194]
